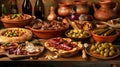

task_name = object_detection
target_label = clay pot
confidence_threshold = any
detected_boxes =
[75,1,89,14]
[93,0,118,21]
[47,6,57,21]
[58,2,72,17]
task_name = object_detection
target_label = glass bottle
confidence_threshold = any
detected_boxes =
[11,0,18,14]
[22,0,32,15]
[2,4,7,16]
[0,0,1,16]
[34,0,44,20]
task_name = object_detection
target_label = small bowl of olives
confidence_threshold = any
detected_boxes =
[86,42,120,59]
[65,29,91,41]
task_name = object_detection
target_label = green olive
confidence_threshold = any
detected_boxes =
[109,52,114,56]
[73,30,78,33]
[99,47,104,51]
[93,50,98,54]
[110,50,115,55]
[100,51,104,55]
[90,45,96,51]
[96,49,100,54]
[104,52,108,57]
[104,49,109,53]
[95,42,100,47]
[108,43,112,46]
[13,33,18,36]
[98,45,101,48]
[102,44,107,48]
[110,46,114,50]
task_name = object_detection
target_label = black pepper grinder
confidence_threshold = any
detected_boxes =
[22,0,32,15]
[34,0,45,20]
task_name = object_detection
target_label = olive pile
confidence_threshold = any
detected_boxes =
[3,29,25,37]
[90,42,116,57]
[66,29,90,38]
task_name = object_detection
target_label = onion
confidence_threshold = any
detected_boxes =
[70,13,80,21]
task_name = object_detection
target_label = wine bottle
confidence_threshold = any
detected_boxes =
[2,4,7,16]
[22,0,32,15]
[11,0,18,14]
[0,0,2,16]
[34,0,44,20]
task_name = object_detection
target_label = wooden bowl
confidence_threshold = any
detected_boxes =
[1,14,33,28]
[25,19,69,38]
[91,31,119,42]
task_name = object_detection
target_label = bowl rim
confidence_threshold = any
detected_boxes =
[25,22,69,33]
[91,31,119,37]
[65,29,91,39]
[0,14,33,23]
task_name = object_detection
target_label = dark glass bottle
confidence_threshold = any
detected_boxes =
[22,0,32,15]
[0,0,1,16]
[2,4,7,16]
[11,0,18,14]
[34,0,44,20]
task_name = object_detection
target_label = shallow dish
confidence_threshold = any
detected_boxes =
[85,45,120,59]
[44,37,83,57]
[25,18,69,38]
[0,46,44,60]
[65,29,91,42]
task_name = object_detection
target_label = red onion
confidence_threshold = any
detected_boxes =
[70,13,80,21]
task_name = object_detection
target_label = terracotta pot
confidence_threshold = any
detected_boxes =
[91,31,119,42]
[25,18,69,38]
[74,1,89,14]
[93,0,118,21]
[1,14,34,28]
[58,2,72,17]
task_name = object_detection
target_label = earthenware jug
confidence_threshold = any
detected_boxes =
[93,0,118,21]
[58,2,72,16]
[75,0,89,14]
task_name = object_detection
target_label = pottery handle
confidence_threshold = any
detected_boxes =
[113,1,118,12]
[93,3,97,12]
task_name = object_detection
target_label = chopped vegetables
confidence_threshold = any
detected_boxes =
[1,14,31,21]
[2,29,26,37]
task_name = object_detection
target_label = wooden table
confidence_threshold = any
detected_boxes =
[0,39,120,67]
